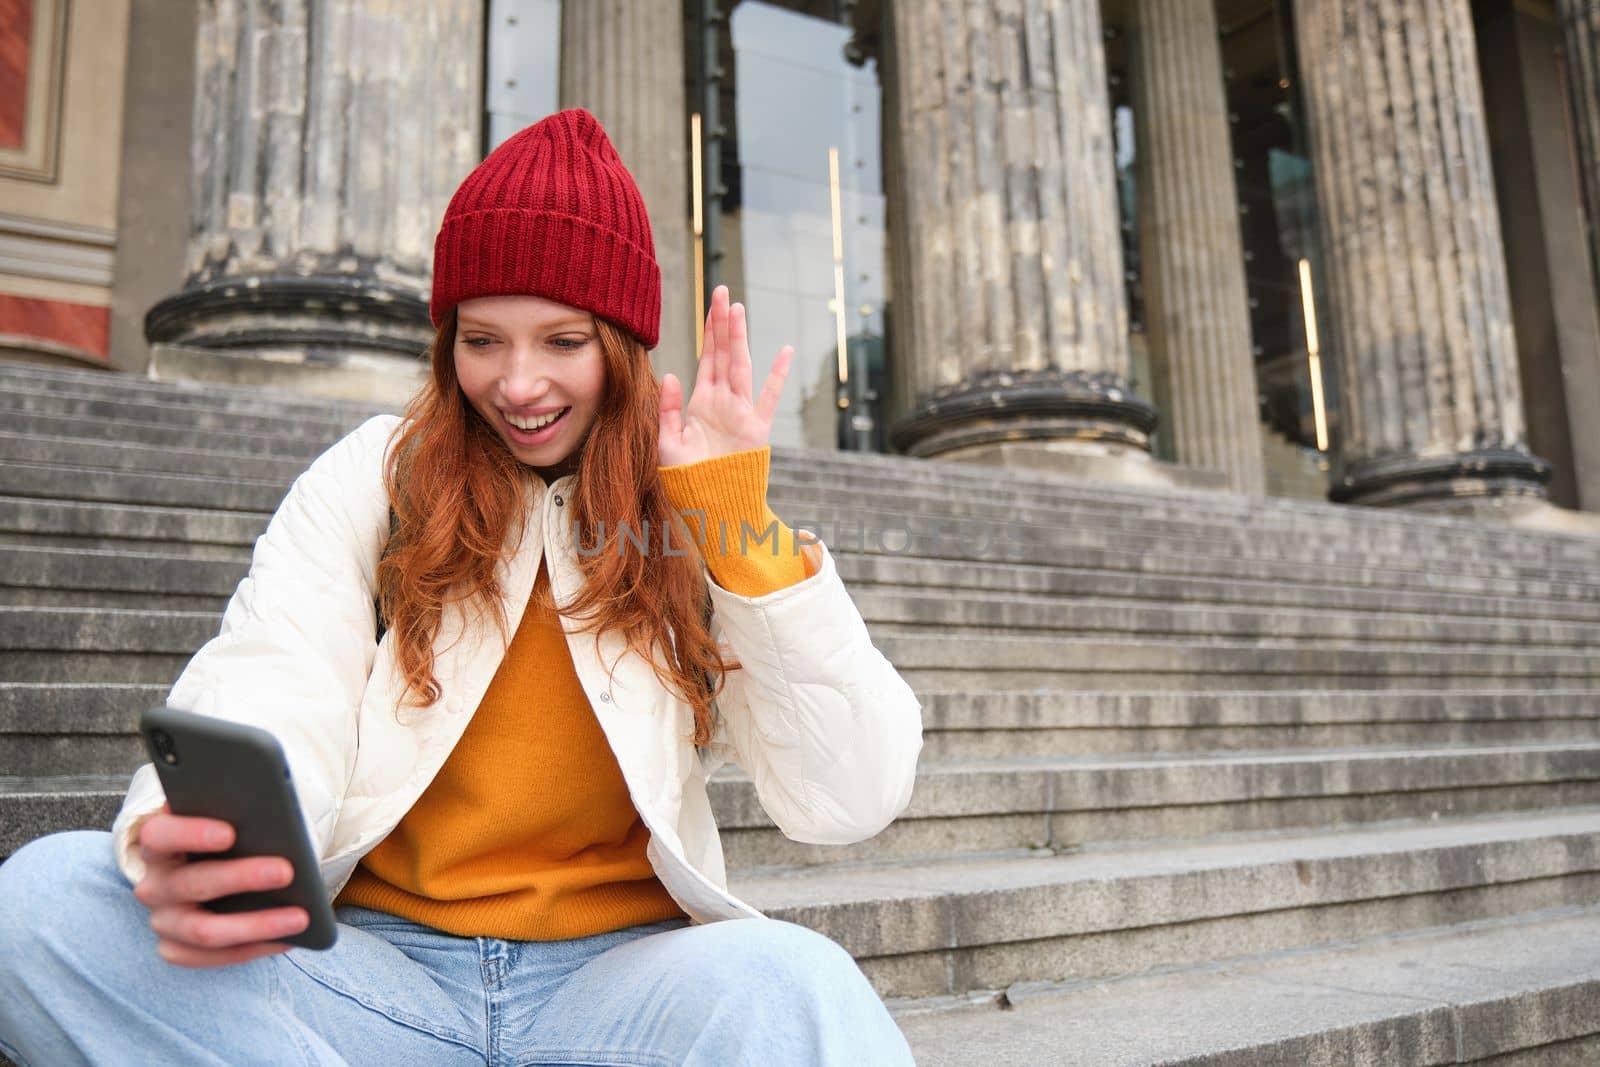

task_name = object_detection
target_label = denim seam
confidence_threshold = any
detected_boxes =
[283,951,482,1052]
[267,959,325,1067]
[512,1049,678,1067]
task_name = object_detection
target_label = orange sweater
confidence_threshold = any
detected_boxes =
[334,446,815,939]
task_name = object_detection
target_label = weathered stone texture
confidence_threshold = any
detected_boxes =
[1130,0,1267,498]
[886,0,1154,462]
[148,0,483,371]
[190,0,479,291]
[1558,0,1600,299]
[560,0,697,391]
[1294,0,1547,506]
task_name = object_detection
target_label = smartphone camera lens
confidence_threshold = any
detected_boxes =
[151,728,179,765]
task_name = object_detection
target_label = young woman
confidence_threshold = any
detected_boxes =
[0,108,923,1066]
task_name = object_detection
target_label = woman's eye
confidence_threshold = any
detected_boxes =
[553,338,587,350]
[463,337,492,348]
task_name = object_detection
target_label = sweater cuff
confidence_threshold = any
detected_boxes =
[658,446,813,597]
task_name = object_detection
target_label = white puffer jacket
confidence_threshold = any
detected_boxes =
[110,414,924,922]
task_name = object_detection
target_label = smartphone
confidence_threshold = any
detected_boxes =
[138,705,338,950]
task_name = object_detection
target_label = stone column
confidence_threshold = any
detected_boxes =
[1130,0,1267,497]
[883,0,1160,467]
[1559,0,1600,299]
[145,0,482,393]
[560,0,697,396]
[1294,0,1549,507]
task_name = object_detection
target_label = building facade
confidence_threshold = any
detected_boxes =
[2,0,1598,516]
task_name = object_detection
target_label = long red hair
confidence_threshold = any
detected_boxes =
[376,305,738,745]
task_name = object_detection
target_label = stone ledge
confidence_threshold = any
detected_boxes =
[934,438,1232,493]
[148,341,426,407]
[895,905,1600,1065]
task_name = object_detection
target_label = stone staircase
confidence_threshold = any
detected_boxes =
[4,358,1600,1064]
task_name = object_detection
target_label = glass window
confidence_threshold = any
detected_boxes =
[1217,0,1334,463]
[485,0,561,154]
[717,1,888,452]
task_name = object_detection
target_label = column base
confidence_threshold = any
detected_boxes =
[145,271,434,362]
[1399,494,1600,537]
[930,438,1231,492]
[888,367,1160,458]
[1329,448,1551,508]
[148,342,425,407]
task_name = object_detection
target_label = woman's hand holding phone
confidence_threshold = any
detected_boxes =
[131,804,311,968]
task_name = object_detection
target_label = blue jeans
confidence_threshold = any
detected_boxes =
[0,832,915,1066]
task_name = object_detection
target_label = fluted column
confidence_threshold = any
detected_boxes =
[1130,0,1266,497]
[1294,0,1549,507]
[560,0,696,395]
[884,0,1157,461]
[146,0,481,369]
[1559,0,1600,297]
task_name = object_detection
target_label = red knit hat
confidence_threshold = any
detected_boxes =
[429,108,661,350]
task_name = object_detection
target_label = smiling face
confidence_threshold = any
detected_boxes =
[453,294,607,478]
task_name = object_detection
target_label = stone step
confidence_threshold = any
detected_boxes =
[728,808,1600,1000]
[5,684,1591,777]
[0,496,265,553]
[771,469,1600,570]
[7,421,1596,581]
[5,607,1598,690]
[778,498,1600,593]
[860,594,1600,648]
[0,430,310,482]
[881,632,1600,690]
[0,683,166,776]
[712,742,1600,870]
[12,469,1593,598]
[7,360,1597,568]
[894,905,1600,1065]
[0,775,127,856]
[9,362,1564,566]
[916,688,1600,759]
[5,492,1596,610]
[6,538,1598,649]
[841,554,1600,626]
[0,461,288,514]
[786,451,1600,565]
[7,734,1598,872]
[0,384,361,439]
[0,410,340,458]
[9,539,1598,635]
[0,545,233,610]
[0,360,392,422]
[8,419,1593,577]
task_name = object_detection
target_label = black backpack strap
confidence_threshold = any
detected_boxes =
[375,506,397,644]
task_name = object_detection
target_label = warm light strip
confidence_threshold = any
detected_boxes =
[1298,257,1329,452]
[691,112,705,361]
[829,146,848,390]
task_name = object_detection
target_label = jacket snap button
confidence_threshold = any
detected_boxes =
[553,493,564,506]
[599,692,611,703]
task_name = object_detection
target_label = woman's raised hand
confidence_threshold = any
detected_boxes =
[658,285,794,467]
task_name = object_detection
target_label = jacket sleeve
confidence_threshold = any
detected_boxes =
[109,414,401,886]
[700,534,924,845]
